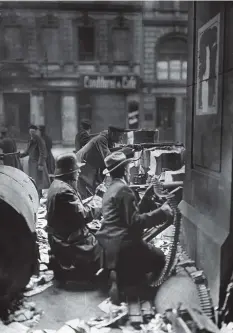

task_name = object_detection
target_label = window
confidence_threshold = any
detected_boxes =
[112,28,130,62]
[179,1,189,12]
[78,26,95,61]
[4,26,23,60]
[156,37,187,81]
[3,93,30,140]
[156,97,175,129]
[41,28,59,63]
[158,1,174,11]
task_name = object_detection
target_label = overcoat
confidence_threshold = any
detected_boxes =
[96,178,167,270]
[75,129,91,152]
[21,134,50,190]
[42,134,55,175]
[76,131,111,199]
[46,179,101,268]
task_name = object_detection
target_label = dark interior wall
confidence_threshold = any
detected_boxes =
[180,1,233,307]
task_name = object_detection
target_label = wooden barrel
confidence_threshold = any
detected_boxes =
[0,166,39,315]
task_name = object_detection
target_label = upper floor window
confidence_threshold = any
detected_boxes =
[156,37,187,81]
[78,26,95,61]
[179,1,189,12]
[41,27,60,63]
[112,28,130,62]
[3,26,23,61]
[158,1,174,11]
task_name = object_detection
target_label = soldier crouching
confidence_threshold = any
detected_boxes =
[46,153,102,285]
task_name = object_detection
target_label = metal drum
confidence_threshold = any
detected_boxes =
[0,166,39,313]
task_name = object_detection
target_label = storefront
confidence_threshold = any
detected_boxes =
[79,74,141,133]
[0,61,80,146]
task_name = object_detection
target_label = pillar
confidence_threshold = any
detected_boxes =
[30,92,45,126]
[0,93,4,126]
[175,96,183,144]
[61,92,77,145]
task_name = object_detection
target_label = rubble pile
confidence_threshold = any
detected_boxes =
[24,195,54,298]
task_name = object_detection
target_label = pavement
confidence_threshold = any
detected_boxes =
[14,146,202,331]
[30,226,201,332]
[31,286,105,331]
[30,270,200,331]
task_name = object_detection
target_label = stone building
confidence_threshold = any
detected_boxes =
[0,1,188,146]
[142,1,188,144]
[0,1,142,146]
[180,1,233,308]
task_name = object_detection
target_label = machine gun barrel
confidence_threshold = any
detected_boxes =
[162,181,183,190]
[112,142,183,152]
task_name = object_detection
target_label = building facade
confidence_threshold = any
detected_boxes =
[0,1,142,145]
[181,1,233,308]
[0,1,188,146]
[141,1,188,144]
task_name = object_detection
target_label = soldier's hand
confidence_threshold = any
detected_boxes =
[161,202,174,221]
[143,184,154,198]
[95,183,107,197]
[38,165,43,171]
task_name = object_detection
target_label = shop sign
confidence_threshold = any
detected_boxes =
[82,75,139,90]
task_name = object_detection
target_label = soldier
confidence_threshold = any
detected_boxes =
[46,153,102,283]
[76,126,125,199]
[75,119,92,152]
[96,151,174,304]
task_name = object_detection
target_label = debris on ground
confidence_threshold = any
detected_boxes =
[0,320,30,333]
[24,271,54,297]
[24,193,54,298]
[86,298,128,328]
[3,298,43,329]
[221,323,233,333]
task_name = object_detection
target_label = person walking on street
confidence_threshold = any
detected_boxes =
[38,125,55,176]
[75,119,92,152]
[0,127,22,169]
[20,125,50,198]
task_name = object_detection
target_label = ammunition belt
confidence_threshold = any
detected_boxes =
[150,177,181,287]
[149,177,215,322]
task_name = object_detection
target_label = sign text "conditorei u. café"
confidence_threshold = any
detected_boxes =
[82,75,139,90]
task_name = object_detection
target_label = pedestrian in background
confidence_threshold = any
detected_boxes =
[75,119,92,152]
[20,125,50,198]
[0,127,22,170]
[38,125,55,176]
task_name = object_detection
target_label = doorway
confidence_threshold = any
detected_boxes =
[3,93,30,141]
[156,97,175,141]
[44,92,62,142]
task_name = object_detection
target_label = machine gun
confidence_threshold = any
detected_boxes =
[143,185,183,243]
[141,178,183,287]
[112,142,184,153]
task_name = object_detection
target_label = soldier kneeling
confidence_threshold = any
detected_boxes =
[46,153,102,285]
[96,152,173,304]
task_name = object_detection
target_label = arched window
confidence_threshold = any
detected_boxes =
[156,36,188,81]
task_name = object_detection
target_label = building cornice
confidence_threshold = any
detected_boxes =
[143,18,187,27]
[0,1,143,12]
